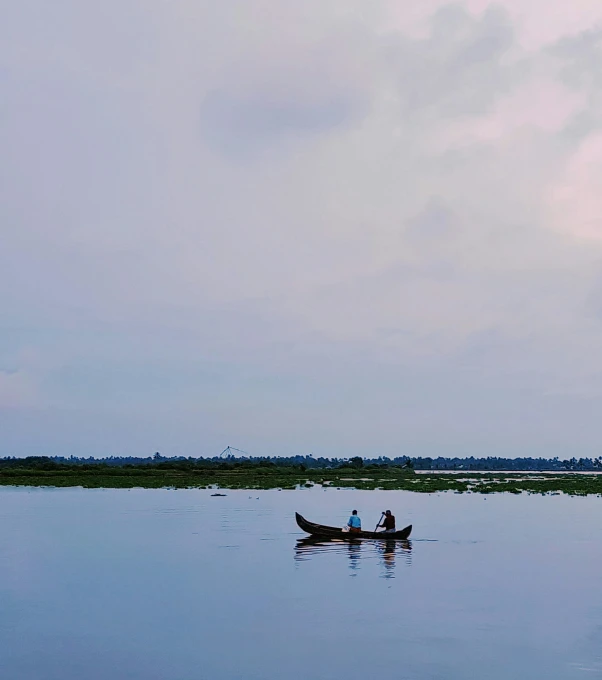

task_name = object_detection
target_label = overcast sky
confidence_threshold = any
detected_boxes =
[2,1,602,459]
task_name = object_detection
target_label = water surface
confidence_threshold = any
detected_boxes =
[1,487,601,679]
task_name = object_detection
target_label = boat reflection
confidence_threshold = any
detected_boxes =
[295,536,412,578]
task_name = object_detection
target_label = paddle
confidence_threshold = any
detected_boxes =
[374,512,384,533]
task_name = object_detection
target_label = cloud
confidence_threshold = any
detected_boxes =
[199,87,362,155]
[196,9,377,155]
[547,132,602,241]
[390,5,517,118]
[549,28,602,89]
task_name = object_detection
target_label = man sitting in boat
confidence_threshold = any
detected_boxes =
[378,510,396,533]
[347,510,361,533]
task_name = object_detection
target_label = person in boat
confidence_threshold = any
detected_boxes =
[347,509,361,533]
[378,510,396,533]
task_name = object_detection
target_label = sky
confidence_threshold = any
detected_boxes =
[2,1,602,459]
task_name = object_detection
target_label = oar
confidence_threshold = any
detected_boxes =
[374,512,384,532]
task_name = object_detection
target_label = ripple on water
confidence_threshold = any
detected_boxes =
[294,537,412,579]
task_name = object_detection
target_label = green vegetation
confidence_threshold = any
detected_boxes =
[1,457,602,495]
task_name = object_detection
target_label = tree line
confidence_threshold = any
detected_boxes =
[1,453,602,471]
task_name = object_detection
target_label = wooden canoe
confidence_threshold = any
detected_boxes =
[295,512,412,540]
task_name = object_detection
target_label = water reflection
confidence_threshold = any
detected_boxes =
[295,537,412,578]
[347,540,361,574]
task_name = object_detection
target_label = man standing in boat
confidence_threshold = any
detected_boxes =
[378,510,396,533]
[347,509,362,533]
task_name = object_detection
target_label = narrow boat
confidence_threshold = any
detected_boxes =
[295,512,412,540]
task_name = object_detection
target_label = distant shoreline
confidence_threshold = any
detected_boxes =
[1,464,601,495]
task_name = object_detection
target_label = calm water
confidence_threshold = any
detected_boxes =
[1,487,601,679]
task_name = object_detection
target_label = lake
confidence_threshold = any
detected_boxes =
[1,486,601,679]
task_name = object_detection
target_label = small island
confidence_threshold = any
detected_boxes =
[1,454,602,496]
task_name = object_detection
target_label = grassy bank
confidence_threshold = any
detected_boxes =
[1,463,602,495]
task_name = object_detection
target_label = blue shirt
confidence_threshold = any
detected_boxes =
[348,515,361,528]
